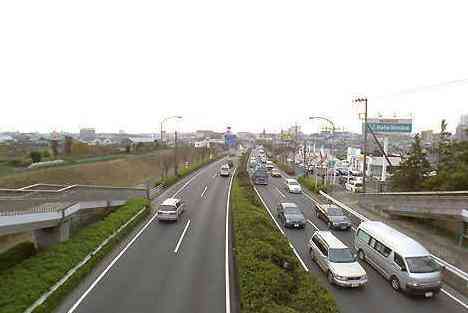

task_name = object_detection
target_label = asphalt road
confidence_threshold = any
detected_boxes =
[54,158,235,313]
[254,175,468,313]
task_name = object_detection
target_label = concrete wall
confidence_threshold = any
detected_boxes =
[0,232,33,253]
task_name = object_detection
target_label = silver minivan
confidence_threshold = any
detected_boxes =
[354,221,442,297]
[157,198,185,222]
[308,231,368,287]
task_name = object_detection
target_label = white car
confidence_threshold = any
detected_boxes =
[345,180,363,193]
[219,164,230,177]
[157,198,185,222]
[286,179,302,193]
[309,231,367,287]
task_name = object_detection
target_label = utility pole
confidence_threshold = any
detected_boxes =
[353,97,368,193]
[174,130,178,176]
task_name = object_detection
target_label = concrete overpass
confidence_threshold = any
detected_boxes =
[358,191,468,246]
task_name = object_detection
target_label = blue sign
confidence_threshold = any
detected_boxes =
[225,134,237,146]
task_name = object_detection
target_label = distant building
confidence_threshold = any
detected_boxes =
[0,134,15,144]
[420,130,434,145]
[195,130,223,139]
[80,128,96,141]
[455,113,468,141]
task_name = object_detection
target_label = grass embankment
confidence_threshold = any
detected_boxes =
[154,156,221,188]
[298,176,330,193]
[0,150,189,188]
[0,198,149,313]
[0,242,36,273]
[232,156,338,313]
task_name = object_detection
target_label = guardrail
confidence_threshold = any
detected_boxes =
[318,190,468,283]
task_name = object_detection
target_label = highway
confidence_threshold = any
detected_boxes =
[254,175,468,313]
[53,159,236,313]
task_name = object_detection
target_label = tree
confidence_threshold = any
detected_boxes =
[30,151,42,163]
[64,136,73,155]
[391,134,432,191]
[437,119,453,171]
[50,140,59,158]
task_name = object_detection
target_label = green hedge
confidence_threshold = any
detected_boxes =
[232,155,338,313]
[273,159,295,175]
[298,176,330,194]
[0,198,149,313]
[0,242,36,273]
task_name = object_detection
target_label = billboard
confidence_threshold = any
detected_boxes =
[364,118,412,135]
[224,127,237,146]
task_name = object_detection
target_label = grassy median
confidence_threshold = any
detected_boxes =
[0,198,149,313]
[231,157,338,313]
[298,176,330,193]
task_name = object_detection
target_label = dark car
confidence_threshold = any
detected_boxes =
[277,202,305,229]
[227,159,234,169]
[315,205,352,230]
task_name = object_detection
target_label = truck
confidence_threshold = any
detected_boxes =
[253,167,269,185]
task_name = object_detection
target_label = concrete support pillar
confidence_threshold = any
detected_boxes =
[33,219,71,250]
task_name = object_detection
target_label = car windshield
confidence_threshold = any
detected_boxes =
[327,207,343,216]
[329,248,355,263]
[288,181,299,186]
[406,256,441,273]
[354,183,363,187]
[159,205,176,211]
[284,208,302,215]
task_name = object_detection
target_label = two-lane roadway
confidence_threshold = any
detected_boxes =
[254,174,468,313]
[54,158,236,313]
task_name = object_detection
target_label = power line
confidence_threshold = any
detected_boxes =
[375,77,468,99]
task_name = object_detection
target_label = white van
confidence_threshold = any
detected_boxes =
[354,221,442,297]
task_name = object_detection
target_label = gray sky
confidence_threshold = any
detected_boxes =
[1,1,468,135]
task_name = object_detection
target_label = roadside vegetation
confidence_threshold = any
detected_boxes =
[232,154,338,313]
[154,154,221,188]
[0,198,149,313]
[298,176,330,193]
[391,120,468,191]
[0,147,216,188]
[0,242,36,273]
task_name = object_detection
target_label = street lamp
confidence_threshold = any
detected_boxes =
[309,116,337,185]
[160,115,182,144]
[160,115,183,176]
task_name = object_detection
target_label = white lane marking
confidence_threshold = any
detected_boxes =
[254,186,310,273]
[200,185,208,198]
[289,242,309,272]
[254,187,285,235]
[66,165,208,313]
[174,219,191,253]
[225,168,236,313]
[441,288,468,309]
[307,219,319,231]
[273,185,286,198]
[212,173,217,178]
[173,169,205,198]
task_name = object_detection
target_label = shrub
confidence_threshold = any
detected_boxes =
[232,153,338,313]
[0,198,149,313]
[30,151,42,163]
[0,242,36,273]
[273,159,295,175]
[298,176,330,194]
[42,150,51,158]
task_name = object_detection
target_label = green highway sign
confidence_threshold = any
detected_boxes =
[368,123,412,133]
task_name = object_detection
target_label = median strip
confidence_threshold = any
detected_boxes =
[231,153,338,313]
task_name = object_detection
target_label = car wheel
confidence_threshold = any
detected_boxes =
[327,271,335,285]
[391,276,401,292]
[358,250,365,262]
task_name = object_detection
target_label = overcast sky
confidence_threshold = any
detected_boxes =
[1,1,468,135]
